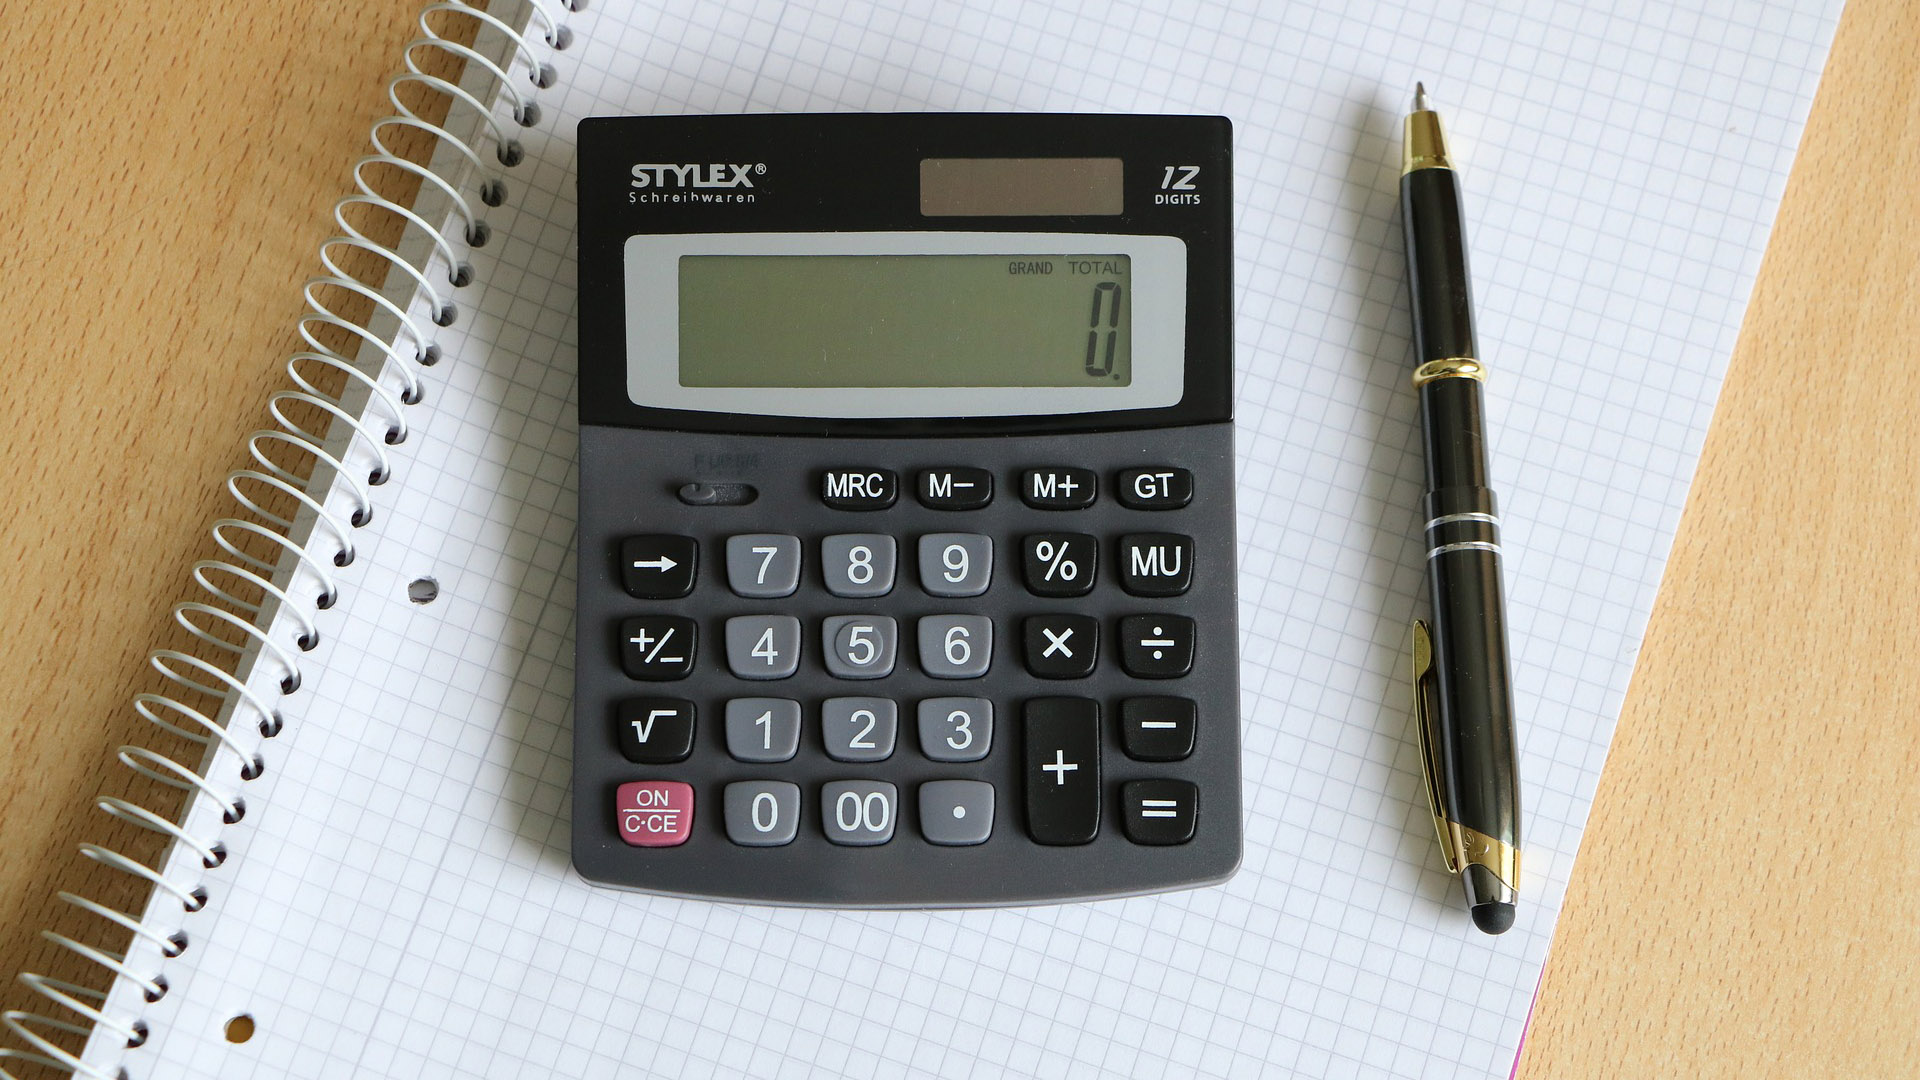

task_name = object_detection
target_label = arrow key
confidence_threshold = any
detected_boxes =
[620,535,698,599]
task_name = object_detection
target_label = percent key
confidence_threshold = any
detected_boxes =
[1022,533,1098,598]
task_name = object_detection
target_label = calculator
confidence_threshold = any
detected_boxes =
[572,113,1239,906]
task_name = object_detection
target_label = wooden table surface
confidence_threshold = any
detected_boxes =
[2,2,1915,1076]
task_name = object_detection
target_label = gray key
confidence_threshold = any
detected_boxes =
[918,533,992,597]
[917,697,992,762]
[724,781,800,846]
[725,698,801,762]
[822,534,896,597]
[919,780,995,846]
[726,534,801,598]
[917,615,992,679]
[821,780,897,846]
[822,615,897,679]
[725,615,801,679]
[822,697,897,762]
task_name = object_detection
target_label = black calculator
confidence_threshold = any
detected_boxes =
[572,113,1239,906]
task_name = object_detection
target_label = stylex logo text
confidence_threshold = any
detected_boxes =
[629,162,765,204]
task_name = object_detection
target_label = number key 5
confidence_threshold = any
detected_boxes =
[823,615,898,679]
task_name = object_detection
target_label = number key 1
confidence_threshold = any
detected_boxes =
[724,698,801,762]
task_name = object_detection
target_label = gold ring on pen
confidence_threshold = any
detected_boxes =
[1411,357,1485,387]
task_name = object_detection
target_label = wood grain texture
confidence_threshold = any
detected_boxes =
[1517,0,1920,1076]
[2,0,1915,1075]
[0,0,426,1052]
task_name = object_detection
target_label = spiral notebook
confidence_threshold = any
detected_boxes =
[2,0,1840,1077]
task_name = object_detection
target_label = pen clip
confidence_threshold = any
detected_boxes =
[1411,620,1463,874]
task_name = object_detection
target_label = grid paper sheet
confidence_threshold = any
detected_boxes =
[102,1,1840,1077]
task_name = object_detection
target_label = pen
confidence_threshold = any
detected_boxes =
[1400,83,1522,935]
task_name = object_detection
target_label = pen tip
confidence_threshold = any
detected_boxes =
[1470,901,1516,935]
[1413,82,1431,112]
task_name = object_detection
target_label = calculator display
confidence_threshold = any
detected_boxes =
[621,231,1186,418]
[677,254,1132,388]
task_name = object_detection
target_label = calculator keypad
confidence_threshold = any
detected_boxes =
[577,430,1239,906]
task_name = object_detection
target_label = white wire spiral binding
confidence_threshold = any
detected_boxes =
[0,3,574,1076]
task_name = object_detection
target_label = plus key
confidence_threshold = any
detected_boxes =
[1024,697,1101,845]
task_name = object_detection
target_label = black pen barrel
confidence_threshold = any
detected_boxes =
[1401,110,1522,931]
[1401,166,1476,363]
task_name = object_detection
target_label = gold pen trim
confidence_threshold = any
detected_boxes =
[1412,357,1485,387]
[1402,110,1451,173]
[1410,620,1523,891]
[1410,620,1459,871]
[1449,821,1521,892]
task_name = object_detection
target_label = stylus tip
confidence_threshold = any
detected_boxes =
[1471,901,1515,935]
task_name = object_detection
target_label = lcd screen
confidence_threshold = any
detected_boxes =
[677,253,1131,388]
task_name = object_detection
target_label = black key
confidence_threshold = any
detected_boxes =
[616,698,696,763]
[619,535,697,599]
[821,468,898,510]
[1120,697,1196,761]
[1023,614,1098,679]
[618,616,697,681]
[916,467,993,510]
[1121,779,1197,845]
[1118,533,1193,597]
[1118,615,1194,678]
[1021,533,1097,598]
[1020,467,1097,509]
[1117,467,1194,510]
[1024,698,1101,845]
